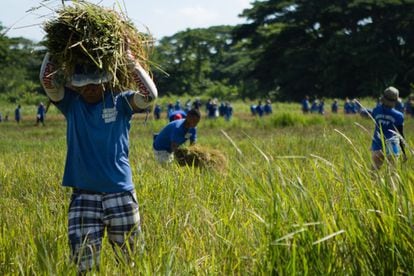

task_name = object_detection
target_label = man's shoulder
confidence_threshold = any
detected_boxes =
[391,107,403,115]
[161,119,182,131]
[372,105,382,113]
[392,109,404,120]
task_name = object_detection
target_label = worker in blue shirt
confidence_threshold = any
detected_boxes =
[39,49,158,272]
[264,99,272,115]
[371,86,406,170]
[153,104,162,120]
[301,96,310,113]
[153,109,201,164]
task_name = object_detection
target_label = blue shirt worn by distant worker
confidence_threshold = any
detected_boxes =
[153,119,197,153]
[37,105,46,119]
[15,107,21,121]
[371,104,404,152]
[301,99,309,112]
[56,88,136,193]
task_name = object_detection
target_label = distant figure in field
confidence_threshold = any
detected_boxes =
[344,97,355,114]
[205,98,212,113]
[224,102,233,121]
[153,104,161,120]
[0,112,2,122]
[174,100,182,111]
[331,99,338,113]
[219,102,226,117]
[310,99,319,113]
[301,95,310,113]
[166,102,174,117]
[207,99,218,119]
[250,104,257,116]
[353,99,362,113]
[36,102,46,126]
[153,108,201,164]
[184,99,192,113]
[318,99,325,115]
[255,101,264,117]
[264,99,273,115]
[193,98,202,110]
[15,104,21,123]
[371,86,406,170]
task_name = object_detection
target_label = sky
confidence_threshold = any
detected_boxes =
[0,0,252,42]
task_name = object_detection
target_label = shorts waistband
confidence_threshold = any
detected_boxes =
[72,188,134,195]
[73,188,106,195]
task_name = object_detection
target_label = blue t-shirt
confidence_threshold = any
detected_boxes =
[256,105,264,116]
[371,104,404,151]
[153,119,197,152]
[15,108,21,121]
[56,88,135,193]
[225,105,233,118]
[37,105,46,118]
[331,102,338,113]
[301,99,309,112]
[344,102,355,114]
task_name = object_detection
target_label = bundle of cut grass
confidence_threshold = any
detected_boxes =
[175,145,228,174]
[43,1,154,91]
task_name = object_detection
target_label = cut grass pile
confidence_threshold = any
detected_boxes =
[175,145,228,174]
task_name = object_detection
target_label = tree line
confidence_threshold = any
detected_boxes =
[1,0,413,103]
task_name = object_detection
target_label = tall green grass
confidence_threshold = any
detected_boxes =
[0,103,413,274]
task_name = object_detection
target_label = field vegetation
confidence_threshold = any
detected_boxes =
[0,99,413,274]
[1,0,413,273]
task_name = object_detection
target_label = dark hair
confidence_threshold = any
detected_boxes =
[187,108,201,118]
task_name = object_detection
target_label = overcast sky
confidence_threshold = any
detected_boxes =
[1,0,252,42]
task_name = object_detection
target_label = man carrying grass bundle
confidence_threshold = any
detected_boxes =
[39,2,157,273]
[371,86,407,170]
[153,109,201,164]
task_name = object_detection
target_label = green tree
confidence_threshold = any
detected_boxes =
[234,0,414,101]
[153,26,240,98]
[0,23,44,101]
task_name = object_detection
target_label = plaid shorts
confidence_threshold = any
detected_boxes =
[68,189,141,272]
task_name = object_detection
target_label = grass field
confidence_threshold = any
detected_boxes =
[0,100,413,274]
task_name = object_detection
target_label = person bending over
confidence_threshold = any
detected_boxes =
[153,109,201,164]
